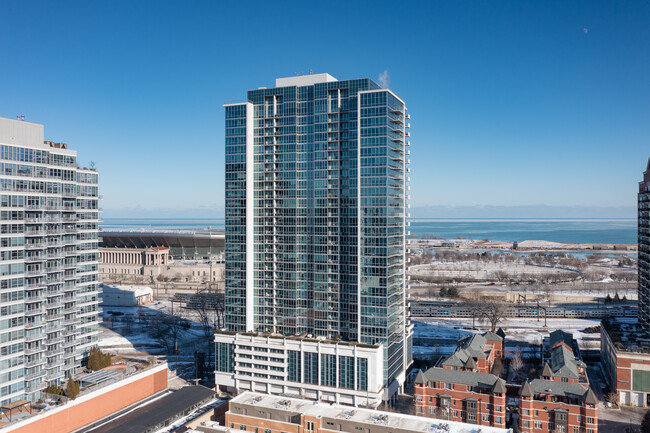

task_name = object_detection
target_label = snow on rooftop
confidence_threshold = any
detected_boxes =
[231,392,511,433]
[275,73,337,88]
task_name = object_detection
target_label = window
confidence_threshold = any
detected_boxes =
[522,421,530,428]
[573,427,581,433]
[556,412,567,421]
[307,421,314,431]
[494,416,502,424]
[446,383,453,390]
[586,417,595,424]
[429,406,435,413]
[482,414,489,422]
[467,412,476,421]
[429,396,433,402]
[466,400,477,409]
[557,425,566,433]
[535,421,543,429]
[415,395,422,402]
[535,410,539,417]
[522,409,529,416]
[494,405,502,412]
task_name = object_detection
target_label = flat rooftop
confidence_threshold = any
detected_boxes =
[602,318,650,354]
[231,392,511,433]
[81,386,217,433]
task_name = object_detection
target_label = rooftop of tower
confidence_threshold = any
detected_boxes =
[274,72,338,88]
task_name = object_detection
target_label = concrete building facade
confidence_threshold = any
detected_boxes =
[99,246,170,278]
[214,331,383,407]
[219,73,412,405]
[0,117,100,404]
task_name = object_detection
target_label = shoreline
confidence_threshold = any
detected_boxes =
[409,237,637,253]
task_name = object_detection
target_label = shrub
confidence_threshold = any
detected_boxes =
[87,346,112,371]
[43,385,63,396]
[65,374,80,400]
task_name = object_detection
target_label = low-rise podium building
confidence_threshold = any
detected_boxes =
[224,392,512,433]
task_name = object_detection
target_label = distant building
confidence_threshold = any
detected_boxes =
[639,158,650,334]
[518,379,597,433]
[100,284,153,306]
[100,246,170,279]
[221,392,512,433]
[414,368,506,428]
[100,230,224,260]
[0,117,100,404]
[219,73,412,406]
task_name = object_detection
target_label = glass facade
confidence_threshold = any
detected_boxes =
[0,122,100,404]
[216,342,234,373]
[303,352,318,385]
[287,350,301,382]
[224,75,410,387]
[639,160,650,334]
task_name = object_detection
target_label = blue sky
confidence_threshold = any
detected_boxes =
[1,1,648,218]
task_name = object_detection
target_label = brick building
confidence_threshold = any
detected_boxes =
[224,391,511,433]
[540,341,589,388]
[518,379,597,433]
[440,331,504,374]
[414,367,506,428]
[601,319,650,406]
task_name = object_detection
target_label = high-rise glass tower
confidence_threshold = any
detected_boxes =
[0,117,100,404]
[639,158,650,334]
[224,74,412,396]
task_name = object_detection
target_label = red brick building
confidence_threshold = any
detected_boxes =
[601,319,650,406]
[440,332,504,374]
[414,367,507,428]
[539,345,589,388]
[518,379,598,433]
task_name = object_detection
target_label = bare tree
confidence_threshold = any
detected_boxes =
[511,347,524,373]
[476,300,507,333]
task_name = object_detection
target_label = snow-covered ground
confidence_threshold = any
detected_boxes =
[413,317,601,360]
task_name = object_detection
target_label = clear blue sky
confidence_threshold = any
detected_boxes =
[1,1,648,218]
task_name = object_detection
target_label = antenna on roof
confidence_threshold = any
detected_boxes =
[310,69,313,75]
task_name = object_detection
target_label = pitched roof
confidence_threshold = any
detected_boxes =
[422,367,504,392]
[492,379,506,394]
[415,370,427,385]
[550,345,579,379]
[541,363,553,378]
[496,328,506,339]
[550,330,574,350]
[584,388,598,405]
[442,333,489,367]
[483,331,503,342]
[465,357,477,370]
[520,381,534,397]
[528,379,590,401]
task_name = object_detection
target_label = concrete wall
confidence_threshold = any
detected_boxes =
[4,364,168,433]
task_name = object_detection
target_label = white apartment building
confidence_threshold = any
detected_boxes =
[0,117,100,404]
[215,331,384,408]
